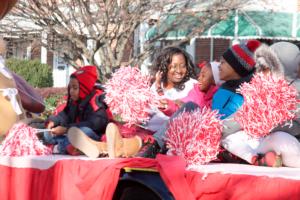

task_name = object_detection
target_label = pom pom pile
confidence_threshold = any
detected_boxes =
[104,66,158,126]
[235,73,299,139]
[165,108,222,167]
[0,123,52,156]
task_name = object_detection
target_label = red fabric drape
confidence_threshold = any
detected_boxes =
[185,170,300,200]
[0,158,157,200]
[1,155,300,200]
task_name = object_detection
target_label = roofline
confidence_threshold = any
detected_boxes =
[161,35,300,41]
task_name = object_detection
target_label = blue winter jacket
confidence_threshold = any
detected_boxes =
[212,75,252,119]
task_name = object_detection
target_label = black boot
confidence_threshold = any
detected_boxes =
[136,137,161,158]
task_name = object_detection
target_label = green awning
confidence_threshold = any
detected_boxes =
[146,13,203,40]
[203,11,293,39]
[146,10,300,41]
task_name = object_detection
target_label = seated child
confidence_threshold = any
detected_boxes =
[158,61,220,116]
[43,66,109,158]
[212,40,260,119]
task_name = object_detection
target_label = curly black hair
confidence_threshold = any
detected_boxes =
[152,46,197,90]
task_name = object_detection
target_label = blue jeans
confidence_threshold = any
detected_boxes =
[153,102,200,148]
[43,126,100,154]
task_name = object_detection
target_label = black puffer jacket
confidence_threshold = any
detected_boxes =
[48,89,109,136]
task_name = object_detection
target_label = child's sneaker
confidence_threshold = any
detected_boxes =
[252,151,282,167]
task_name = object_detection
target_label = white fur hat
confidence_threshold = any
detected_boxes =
[210,61,223,85]
[254,43,284,75]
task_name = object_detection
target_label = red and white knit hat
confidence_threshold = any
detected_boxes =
[222,40,261,77]
[71,65,98,99]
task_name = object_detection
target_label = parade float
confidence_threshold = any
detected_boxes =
[1,1,300,200]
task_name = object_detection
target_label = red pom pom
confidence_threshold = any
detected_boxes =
[246,39,261,53]
[104,66,158,126]
[0,123,52,156]
[235,73,298,139]
[165,108,223,167]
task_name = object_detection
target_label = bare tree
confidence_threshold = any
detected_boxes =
[0,0,263,81]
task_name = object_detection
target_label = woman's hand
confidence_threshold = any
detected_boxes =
[155,71,163,86]
[155,71,163,95]
[51,126,67,135]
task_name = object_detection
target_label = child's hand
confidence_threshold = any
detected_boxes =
[51,126,67,135]
[174,100,183,107]
[158,99,168,110]
[46,121,55,129]
[158,99,180,117]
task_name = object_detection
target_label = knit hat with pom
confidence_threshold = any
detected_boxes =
[222,40,261,77]
[71,65,98,99]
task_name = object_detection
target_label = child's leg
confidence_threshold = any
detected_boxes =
[43,131,57,145]
[55,135,70,154]
[77,127,100,141]
[221,131,257,163]
[42,132,70,154]
[257,131,300,167]
[222,131,282,167]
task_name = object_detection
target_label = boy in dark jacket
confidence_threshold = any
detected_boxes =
[44,66,109,157]
[212,40,260,119]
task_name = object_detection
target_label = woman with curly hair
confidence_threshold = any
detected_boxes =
[141,46,198,134]
[150,46,197,99]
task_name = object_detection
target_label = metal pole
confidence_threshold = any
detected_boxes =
[233,9,239,44]
[210,38,214,61]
